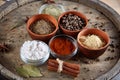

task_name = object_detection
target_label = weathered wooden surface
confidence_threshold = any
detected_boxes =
[0,0,120,80]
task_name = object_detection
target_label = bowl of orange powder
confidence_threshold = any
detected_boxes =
[49,34,78,59]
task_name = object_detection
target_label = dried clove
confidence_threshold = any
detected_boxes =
[104,57,115,61]
[109,44,115,48]
[73,7,78,10]
[25,16,29,23]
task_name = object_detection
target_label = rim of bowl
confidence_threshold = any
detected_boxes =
[77,28,110,50]
[27,14,59,37]
[39,4,65,14]
[49,34,78,57]
[58,11,88,33]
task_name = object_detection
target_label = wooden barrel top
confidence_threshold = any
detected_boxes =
[0,0,120,80]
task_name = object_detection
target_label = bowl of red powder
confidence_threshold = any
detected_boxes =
[49,34,78,59]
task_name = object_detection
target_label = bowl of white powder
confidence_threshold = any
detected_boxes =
[20,40,50,65]
[77,28,110,59]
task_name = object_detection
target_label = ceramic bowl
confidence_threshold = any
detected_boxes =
[77,28,110,59]
[49,34,78,60]
[58,11,88,38]
[26,14,58,42]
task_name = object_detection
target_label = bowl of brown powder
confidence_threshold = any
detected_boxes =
[26,14,58,42]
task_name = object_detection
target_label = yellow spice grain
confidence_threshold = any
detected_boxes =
[79,34,105,49]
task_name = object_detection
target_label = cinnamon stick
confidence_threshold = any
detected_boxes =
[48,65,78,77]
[48,60,79,74]
[47,59,80,77]
[49,59,80,70]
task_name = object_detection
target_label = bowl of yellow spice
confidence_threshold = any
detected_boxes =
[77,28,110,59]
[26,14,58,42]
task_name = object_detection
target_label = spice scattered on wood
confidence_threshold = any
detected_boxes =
[111,49,115,52]
[60,13,86,31]
[83,67,90,72]
[82,60,91,64]
[73,7,78,10]
[81,59,99,64]
[30,19,55,35]
[96,17,100,20]
[107,48,111,51]
[0,43,10,52]
[50,37,75,56]
[43,0,55,4]
[89,11,92,14]
[104,56,116,61]
[109,44,115,48]
[116,44,120,48]
[110,36,119,39]
[102,29,106,31]
[118,31,120,37]
[48,59,80,77]
[25,16,29,23]
[88,19,91,22]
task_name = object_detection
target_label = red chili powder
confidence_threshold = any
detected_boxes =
[50,37,75,56]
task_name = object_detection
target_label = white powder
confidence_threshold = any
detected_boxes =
[21,40,49,61]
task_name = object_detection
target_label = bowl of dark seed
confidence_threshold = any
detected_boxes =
[27,14,58,42]
[58,11,88,37]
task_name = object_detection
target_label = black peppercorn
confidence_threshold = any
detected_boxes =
[60,13,86,31]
